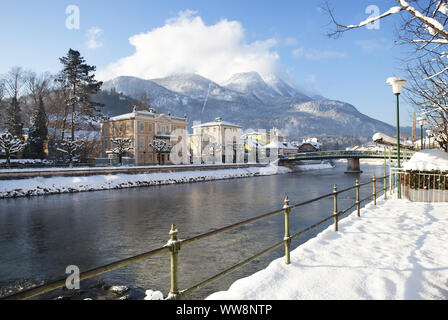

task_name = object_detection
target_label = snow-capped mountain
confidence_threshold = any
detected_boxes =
[99,72,396,139]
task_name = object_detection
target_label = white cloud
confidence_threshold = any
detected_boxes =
[284,37,298,46]
[292,47,347,60]
[355,38,393,53]
[97,11,282,83]
[85,27,104,50]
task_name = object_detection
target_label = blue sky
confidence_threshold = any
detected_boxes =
[0,0,415,127]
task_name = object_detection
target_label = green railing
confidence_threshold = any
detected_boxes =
[1,174,390,300]
[283,150,414,160]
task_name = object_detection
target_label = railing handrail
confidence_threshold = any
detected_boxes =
[1,174,390,301]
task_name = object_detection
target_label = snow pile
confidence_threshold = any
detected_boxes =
[144,290,164,300]
[207,197,448,300]
[0,165,292,198]
[403,149,448,171]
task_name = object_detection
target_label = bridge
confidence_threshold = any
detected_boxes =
[279,150,413,173]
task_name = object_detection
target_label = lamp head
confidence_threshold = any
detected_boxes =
[386,77,407,94]
[417,117,425,126]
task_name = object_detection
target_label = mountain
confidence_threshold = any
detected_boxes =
[99,72,397,139]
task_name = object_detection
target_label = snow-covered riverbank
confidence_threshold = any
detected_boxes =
[0,165,292,198]
[206,196,448,300]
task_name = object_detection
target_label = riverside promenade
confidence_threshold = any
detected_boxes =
[207,196,448,300]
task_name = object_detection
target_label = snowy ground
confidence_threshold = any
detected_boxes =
[0,165,292,198]
[206,196,448,300]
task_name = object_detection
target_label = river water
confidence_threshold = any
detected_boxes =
[0,161,388,299]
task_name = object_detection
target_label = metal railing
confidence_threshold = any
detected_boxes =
[390,168,448,202]
[282,150,414,160]
[1,174,390,300]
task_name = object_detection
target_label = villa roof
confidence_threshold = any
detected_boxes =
[107,109,187,123]
[192,117,242,129]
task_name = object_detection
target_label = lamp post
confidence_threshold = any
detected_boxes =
[417,117,425,150]
[387,77,407,199]
[426,129,434,149]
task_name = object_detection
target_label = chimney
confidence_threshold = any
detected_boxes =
[215,117,222,123]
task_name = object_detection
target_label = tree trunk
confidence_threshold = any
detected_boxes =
[6,150,10,168]
[71,83,76,142]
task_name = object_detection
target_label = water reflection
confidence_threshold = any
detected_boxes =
[0,162,387,299]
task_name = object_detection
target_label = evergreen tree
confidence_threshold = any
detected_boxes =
[24,95,48,159]
[55,49,103,141]
[6,97,22,138]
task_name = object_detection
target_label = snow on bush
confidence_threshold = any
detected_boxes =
[403,149,448,171]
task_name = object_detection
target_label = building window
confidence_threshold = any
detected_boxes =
[139,136,145,149]
[140,122,144,131]
[148,123,152,132]
[119,124,123,132]
[111,125,115,134]
[126,123,131,131]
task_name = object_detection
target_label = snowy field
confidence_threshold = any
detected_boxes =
[207,197,448,300]
[0,165,292,198]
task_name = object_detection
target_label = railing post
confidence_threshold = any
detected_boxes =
[333,184,338,231]
[355,179,360,217]
[283,196,291,265]
[372,175,376,205]
[168,224,181,299]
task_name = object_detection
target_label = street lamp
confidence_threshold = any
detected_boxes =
[426,129,434,149]
[387,77,406,199]
[417,117,425,150]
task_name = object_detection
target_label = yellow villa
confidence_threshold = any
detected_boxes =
[101,107,188,165]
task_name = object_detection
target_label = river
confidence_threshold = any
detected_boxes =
[0,161,388,299]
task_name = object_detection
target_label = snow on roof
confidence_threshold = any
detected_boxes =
[192,120,242,128]
[109,112,136,121]
[262,141,296,150]
[403,149,448,171]
[108,110,187,122]
[372,132,414,148]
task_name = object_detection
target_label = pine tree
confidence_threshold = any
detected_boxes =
[6,97,22,138]
[55,49,103,141]
[24,95,48,159]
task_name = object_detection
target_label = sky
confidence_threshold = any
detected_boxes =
[0,0,416,127]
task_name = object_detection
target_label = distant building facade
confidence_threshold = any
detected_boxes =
[101,107,188,165]
[190,117,243,163]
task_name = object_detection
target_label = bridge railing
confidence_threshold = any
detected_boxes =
[282,150,414,160]
[2,174,390,300]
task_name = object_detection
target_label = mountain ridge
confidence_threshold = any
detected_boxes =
[98,71,397,139]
